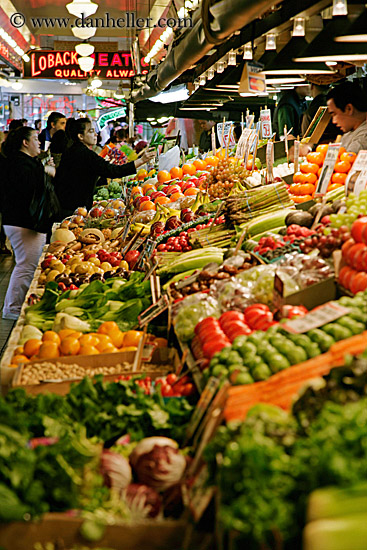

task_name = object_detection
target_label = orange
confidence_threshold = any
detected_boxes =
[123,330,143,347]
[78,344,99,356]
[132,186,143,195]
[300,162,319,175]
[79,334,99,347]
[317,167,323,178]
[306,152,325,166]
[94,333,112,344]
[340,152,357,164]
[331,172,347,184]
[96,341,118,354]
[337,146,346,158]
[139,200,155,211]
[137,168,148,181]
[12,354,30,365]
[59,336,80,356]
[334,160,351,173]
[216,149,226,160]
[327,183,344,192]
[182,163,196,176]
[170,166,183,179]
[154,337,168,348]
[170,192,184,202]
[38,342,60,359]
[302,172,318,185]
[108,329,125,348]
[42,331,61,346]
[98,321,120,335]
[193,159,207,170]
[157,170,172,184]
[316,144,329,155]
[23,339,43,358]
[205,156,219,167]
[120,346,138,352]
[184,187,199,196]
[14,346,24,355]
[142,183,156,192]
[293,171,305,184]
[155,196,170,205]
[59,329,80,340]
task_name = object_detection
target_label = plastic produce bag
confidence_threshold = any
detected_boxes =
[158,145,181,173]
[174,293,220,342]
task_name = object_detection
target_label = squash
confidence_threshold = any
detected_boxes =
[50,228,76,244]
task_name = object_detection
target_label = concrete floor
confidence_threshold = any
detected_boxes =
[0,254,16,359]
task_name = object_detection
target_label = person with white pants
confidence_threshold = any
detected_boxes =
[0,127,56,320]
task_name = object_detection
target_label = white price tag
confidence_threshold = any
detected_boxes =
[260,109,272,139]
[345,150,367,197]
[266,141,274,183]
[282,302,350,334]
[315,143,341,196]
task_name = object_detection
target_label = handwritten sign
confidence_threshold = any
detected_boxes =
[282,302,350,334]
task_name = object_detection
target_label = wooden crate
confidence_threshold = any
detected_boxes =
[0,513,189,550]
[11,347,179,395]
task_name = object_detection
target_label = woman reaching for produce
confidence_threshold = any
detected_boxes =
[0,127,56,320]
[54,118,156,220]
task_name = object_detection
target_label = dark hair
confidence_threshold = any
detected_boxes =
[35,119,41,129]
[8,119,23,132]
[233,125,242,141]
[111,128,128,143]
[66,117,92,143]
[46,111,66,130]
[2,126,36,157]
[50,129,69,155]
[326,81,367,112]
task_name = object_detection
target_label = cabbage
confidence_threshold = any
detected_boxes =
[129,437,187,492]
[125,483,162,518]
[18,325,43,345]
[100,450,132,492]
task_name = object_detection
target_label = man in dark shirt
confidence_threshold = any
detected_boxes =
[198,120,219,152]
[301,83,339,143]
[38,111,66,151]
[273,86,308,139]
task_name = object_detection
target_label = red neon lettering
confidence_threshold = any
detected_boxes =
[121,54,130,66]
[71,52,78,64]
[118,70,128,77]
[70,69,77,77]
[129,70,135,77]
[39,55,47,71]
[55,52,63,67]
[111,53,122,66]
[31,54,41,76]
[98,53,108,66]
[63,70,69,77]
[63,52,70,65]
[48,53,55,68]
[77,70,85,77]
[106,69,112,77]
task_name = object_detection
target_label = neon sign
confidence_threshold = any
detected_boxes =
[23,50,149,79]
[98,107,127,130]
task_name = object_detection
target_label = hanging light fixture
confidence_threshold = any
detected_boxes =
[114,83,124,99]
[11,80,23,90]
[75,42,94,56]
[194,80,199,90]
[90,75,102,88]
[335,9,367,42]
[78,55,95,72]
[207,67,215,80]
[263,37,334,74]
[332,0,348,16]
[292,18,305,37]
[228,50,237,65]
[216,60,225,73]
[294,16,367,62]
[243,42,253,60]
[66,0,98,18]
[199,73,206,86]
[72,26,97,40]
[265,33,276,50]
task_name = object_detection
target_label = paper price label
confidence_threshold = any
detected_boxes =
[282,302,350,334]
[211,129,216,155]
[244,130,256,166]
[260,109,272,139]
[266,141,274,183]
[235,128,251,159]
[345,150,367,197]
[294,140,300,174]
[315,143,341,196]
[217,122,236,148]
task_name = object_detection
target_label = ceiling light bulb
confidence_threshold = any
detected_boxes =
[207,67,215,80]
[72,26,97,40]
[243,42,253,60]
[326,60,338,65]
[22,54,30,62]
[265,33,276,50]
[228,50,237,65]
[66,0,98,18]
[332,0,348,16]
[75,42,95,56]
[194,80,199,90]
[293,18,305,37]
[90,76,102,88]
[216,61,225,73]
[77,55,95,72]
[11,80,23,90]
[114,87,124,99]
[199,74,206,85]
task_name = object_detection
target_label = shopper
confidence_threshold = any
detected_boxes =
[54,118,156,219]
[0,130,11,255]
[198,120,219,152]
[35,119,42,133]
[301,83,339,143]
[273,86,309,139]
[38,111,67,151]
[8,119,23,132]
[326,82,367,154]
[0,127,56,320]
[49,129,69,168]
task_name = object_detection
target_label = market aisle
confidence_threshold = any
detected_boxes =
[0,254,16,359]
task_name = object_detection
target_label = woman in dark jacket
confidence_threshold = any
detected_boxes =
[1,127,56,320]
[54,118,155,219]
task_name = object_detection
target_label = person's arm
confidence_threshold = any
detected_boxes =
[87,147,156,178]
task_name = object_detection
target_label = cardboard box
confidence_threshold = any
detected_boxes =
[0,513,190,550]
[283,276,337,310]
[11,347,179,395]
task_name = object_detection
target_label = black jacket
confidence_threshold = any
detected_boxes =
[0,152,47,232]
[54,142,137,212]
[273,90,307,139]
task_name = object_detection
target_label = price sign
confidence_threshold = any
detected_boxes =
[244,130,256,167]
[138,295,169,327]
[266,140,274,183]
[282,302,350,334]
[293,140,300,174]
[344,150,367,197]
[217,122,236,148]
[260,109,272,139]
[211,127,217,155]
[315,143,341,196]
[235,128,251,159]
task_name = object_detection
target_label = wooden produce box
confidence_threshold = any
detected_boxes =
[11,347,179,396]
[0,513,189,550]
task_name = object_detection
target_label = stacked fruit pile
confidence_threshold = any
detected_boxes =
[339,217,367,293]
[202,158,251,198]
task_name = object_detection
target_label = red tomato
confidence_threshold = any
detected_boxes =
[346,243,367,266]
[245,303,270,313]
[350,271,367,294]
[245,309,273,329]
[181,383,195,396]
[353,248,367,271]
[351,216,367,243]
[202,339,230,359]
[344,267,358,290]
[219,311,246,324]
[222,321,252,338]
[338,265,354,287]
[341,238,356,258]
[194,317,220,336]
[166,373,177,385]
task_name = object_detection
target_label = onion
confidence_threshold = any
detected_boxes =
[50,228,76,244]
[129,437,187,492]
[100,450,132,492]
